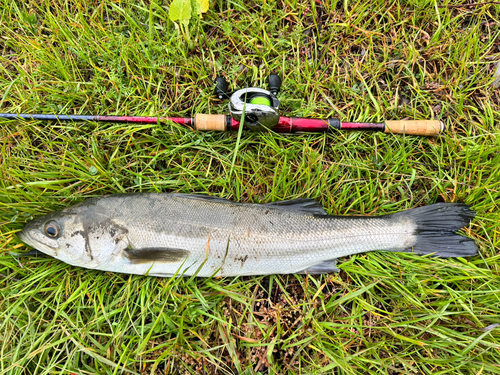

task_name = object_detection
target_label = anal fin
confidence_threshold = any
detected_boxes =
[297,259,339,274]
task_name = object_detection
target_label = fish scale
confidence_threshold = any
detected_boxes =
[17,193,478,277]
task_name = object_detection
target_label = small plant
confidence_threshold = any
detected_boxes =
[168,0,209,48]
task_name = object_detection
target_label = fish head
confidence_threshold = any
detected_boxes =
[17,198,129,267]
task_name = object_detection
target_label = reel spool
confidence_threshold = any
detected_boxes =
[214,74,282,131]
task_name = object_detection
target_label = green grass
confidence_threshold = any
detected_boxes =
[1,0,499,374]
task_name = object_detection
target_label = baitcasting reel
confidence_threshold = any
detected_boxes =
[214,74,282,131]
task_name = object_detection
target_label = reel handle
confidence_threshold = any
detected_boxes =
[268,74,282,96]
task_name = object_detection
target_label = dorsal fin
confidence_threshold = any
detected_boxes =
[264,199,328,215]
[172,194,328,215]
[170,193,234,204]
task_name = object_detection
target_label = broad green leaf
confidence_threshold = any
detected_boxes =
[193,0,209,14]
[169,0,191,21]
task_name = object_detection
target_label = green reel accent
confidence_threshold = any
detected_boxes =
[250,96,271,106]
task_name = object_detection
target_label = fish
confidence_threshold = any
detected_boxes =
[16,193,478,277]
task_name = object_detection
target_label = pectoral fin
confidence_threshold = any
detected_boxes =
[124,247,190,264]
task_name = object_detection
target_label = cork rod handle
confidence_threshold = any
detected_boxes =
[384,120,444,136]
[194,114,227,131]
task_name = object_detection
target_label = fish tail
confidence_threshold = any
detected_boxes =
[393,203,478,258]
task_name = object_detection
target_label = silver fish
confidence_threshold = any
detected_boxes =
[17,193,477,277]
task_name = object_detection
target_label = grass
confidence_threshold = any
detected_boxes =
[0,0,499,373]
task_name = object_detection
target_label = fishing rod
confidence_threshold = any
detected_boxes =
[0,74,444,136]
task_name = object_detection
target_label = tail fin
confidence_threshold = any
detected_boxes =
[393,203,478,258]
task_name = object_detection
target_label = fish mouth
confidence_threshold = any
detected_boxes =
[17,229,31,245]
[17,229,56,255]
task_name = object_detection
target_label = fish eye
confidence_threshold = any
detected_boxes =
[44,221,60,238]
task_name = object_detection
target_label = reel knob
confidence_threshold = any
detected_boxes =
[214,76,231,99]
[268,74,282,96]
